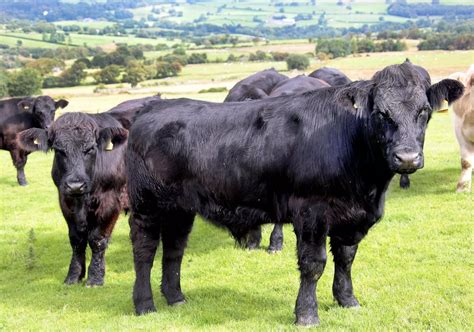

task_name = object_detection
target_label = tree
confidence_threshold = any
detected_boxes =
[94,65,121,84]
[123,62,147,87]
[7,68,43,97]
[286,54,310,70]
[156,62,182,79]
[61,62,87,87]
[0,71,9,98]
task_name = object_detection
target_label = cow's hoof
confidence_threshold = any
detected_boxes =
[18,180,28,186]
[456,183,471,193]
[336,296,360,308]
[295,315,320,327]
[135,303,157,316]
[246,242,260,250]
[85,279,104,288]
[170,299,186,306]
[267,245,282,253]
[64,276,81,285]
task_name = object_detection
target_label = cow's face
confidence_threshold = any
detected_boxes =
[17,96,68,129]
[17,113,127,196]
[365,62,464,174]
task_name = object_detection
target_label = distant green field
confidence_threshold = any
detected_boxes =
[0,34,61,49]
[1,31,181,48]
[54,20,113,29]
[131,0,415,29]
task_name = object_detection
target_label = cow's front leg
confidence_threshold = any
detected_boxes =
[330,238,360,307]
[245,225,262,249]
[293,208,328,326]
[268,223,284,253]
[86,228,109,287]
[130,212,160,315]
[161,210,194,305]
[10,149,28,186]
[64,223,87,285]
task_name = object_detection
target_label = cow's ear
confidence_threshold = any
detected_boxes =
[427,79,464,111]
[336,80,374,115]
[17,97,36,112]
[55,99,69,109]
[97,127,128,151]
[17,128,49,152]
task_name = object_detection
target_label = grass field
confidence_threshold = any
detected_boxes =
[1,48,473,330]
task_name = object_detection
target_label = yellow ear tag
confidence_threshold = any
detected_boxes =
[24,106,30,110]
[440,99,449,112]
[353,103,358,109]
[105,139,114,151]
[33,138,39,145]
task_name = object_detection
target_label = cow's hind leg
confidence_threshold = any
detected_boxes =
[457,154,473,192]
[245,225,262,249]
[399,174,410,189]
[293,206,328,326]
[161,210,194,305]
[130,211,161,315]
[64,223,87,285]
[268,223,284,253]
[10,149,28,186]
[330,238,360,307]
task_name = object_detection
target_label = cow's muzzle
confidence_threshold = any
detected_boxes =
[64,181,88,196]
[392,151,423,174]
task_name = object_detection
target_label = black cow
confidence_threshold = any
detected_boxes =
[0,96,68,185]
[398,63,432,189]
[126,61,463,326]
[18,111,129,286]
[309,67,352,86]
[242,75,330,252]
[269,75,330,97]
[107,95,161,130]
[224,68,288,102]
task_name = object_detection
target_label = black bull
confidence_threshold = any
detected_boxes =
[126,62,463,326]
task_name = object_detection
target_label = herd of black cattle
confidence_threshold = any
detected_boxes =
[0,60,471,326]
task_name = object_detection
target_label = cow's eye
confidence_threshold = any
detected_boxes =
[84,147,95,155]
[377,111,395,125]
[418,107,430,118]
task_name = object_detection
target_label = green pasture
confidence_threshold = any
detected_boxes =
[131,0,416,29]
[0,104,472,330]
[1,32,178,49]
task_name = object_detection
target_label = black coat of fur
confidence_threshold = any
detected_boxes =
[0,96,68,185]
[309,67,352,86]
[18,110,128,286]
[269,75,330,97]
[126,62,464,325]
[224,68,288,102]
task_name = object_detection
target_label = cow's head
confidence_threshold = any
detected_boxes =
[17,96,68,130]
[17,112,127,196]
[343,61,464,174]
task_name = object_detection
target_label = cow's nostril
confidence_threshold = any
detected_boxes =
[66,181,86,194]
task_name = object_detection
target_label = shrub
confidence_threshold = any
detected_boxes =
[188,53,208,64]
[271,52,289,61]
[198,87,228,93]
[94,64,121,84]
[156,61,182,79]
[286,54,310,70]
[7,68,42,97]
[60,62,87,87]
